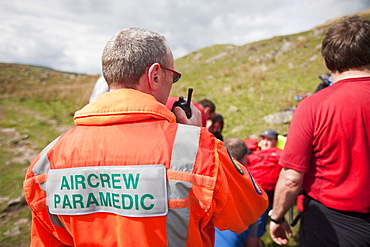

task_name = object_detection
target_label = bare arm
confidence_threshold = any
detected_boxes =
[269,167,304,245]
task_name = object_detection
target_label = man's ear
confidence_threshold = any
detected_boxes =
[147,63,161,91]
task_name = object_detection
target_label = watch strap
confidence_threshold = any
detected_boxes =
[268,209,285,224]
[269,216,285,224]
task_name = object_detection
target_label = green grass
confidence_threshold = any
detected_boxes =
[15,99,76,126]
[0,161,29,210]
[0,206,31,247]
[0,99,65,148]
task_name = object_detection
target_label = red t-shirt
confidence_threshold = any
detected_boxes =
[280,77,370,213]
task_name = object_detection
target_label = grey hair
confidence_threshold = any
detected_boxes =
[102,27,170,88]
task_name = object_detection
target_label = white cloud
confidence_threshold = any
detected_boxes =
[0,0,369,74]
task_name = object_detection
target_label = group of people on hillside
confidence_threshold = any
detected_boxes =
[214,129,285,247]
[23,15,369,247]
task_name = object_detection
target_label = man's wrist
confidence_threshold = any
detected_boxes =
[268,209,285,224]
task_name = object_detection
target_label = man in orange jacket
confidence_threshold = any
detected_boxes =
[23,27,268,247]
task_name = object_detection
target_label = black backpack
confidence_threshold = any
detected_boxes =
[314,73,331,92]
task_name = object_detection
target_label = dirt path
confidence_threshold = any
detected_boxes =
[0,102,73,165]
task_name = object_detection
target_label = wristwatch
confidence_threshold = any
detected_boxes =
[268,209,285,224]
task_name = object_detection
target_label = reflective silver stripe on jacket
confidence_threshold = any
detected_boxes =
[167,124,200,247]
[31,136,64,227]
[32,136,61,191]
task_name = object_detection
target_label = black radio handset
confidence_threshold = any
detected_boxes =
[185,88,193,118]
[171,88,193,119]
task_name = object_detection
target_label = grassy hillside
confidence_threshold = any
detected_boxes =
[173,9,370,139]
[0,9,369,246]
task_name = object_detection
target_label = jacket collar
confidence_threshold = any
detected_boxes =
[74,89,176,126]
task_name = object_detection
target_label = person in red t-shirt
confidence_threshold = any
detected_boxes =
[269,16,370,247]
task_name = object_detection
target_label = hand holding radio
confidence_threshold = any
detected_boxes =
[171,88,193,119]
[171,88,202,127]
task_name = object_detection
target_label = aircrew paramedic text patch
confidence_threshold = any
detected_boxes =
[46,165,168,217]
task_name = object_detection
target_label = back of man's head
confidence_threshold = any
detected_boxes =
[322,16,370,73]
[224,137,250,163]
[102,27,170,89]
[197,99,216,112]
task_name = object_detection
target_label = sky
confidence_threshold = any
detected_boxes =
[1,0,370,75]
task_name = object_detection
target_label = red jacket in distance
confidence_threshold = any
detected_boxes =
[246,147,283,193]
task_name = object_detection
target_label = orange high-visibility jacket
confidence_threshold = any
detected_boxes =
[24,89,268,247]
